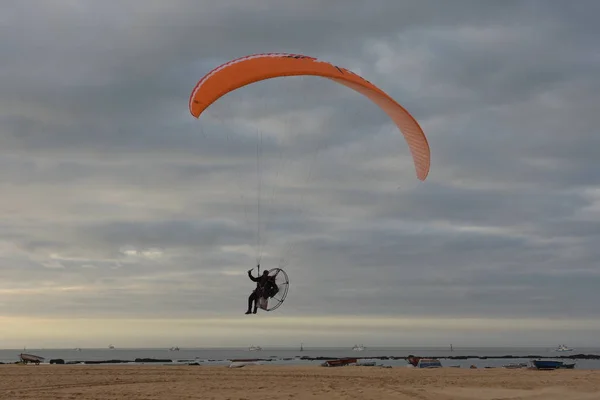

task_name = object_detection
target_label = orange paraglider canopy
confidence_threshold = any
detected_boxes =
[189,53,430,181]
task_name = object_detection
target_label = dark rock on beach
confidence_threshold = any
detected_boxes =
[50,359,65,364]
[134,358,173,363]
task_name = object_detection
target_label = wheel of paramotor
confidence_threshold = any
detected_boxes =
[259,268,289,312]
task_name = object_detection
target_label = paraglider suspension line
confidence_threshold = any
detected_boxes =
[256,128,263,264]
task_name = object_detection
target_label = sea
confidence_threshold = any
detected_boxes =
[4,346,600,370]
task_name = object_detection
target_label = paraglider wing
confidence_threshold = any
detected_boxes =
[188,53,431,181]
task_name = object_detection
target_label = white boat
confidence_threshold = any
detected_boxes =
[230,361,260,368]
[169,346,180,351]
[503,362,528,369]
[352,344,365,351]
[554,344,573,352]
[248,345,262,351]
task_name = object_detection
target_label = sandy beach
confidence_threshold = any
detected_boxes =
[1,365,599,400]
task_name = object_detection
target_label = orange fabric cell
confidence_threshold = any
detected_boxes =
[189,53,430,181]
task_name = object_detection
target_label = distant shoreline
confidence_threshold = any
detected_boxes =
[2,353,599,365]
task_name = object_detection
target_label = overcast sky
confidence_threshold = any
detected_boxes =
[1,0,599,349]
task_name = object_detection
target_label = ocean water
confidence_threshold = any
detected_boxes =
[3,346,600,369]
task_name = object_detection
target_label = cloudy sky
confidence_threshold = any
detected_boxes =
[1,0,599,349]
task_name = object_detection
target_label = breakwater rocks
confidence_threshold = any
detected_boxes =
[49,358,176,365]
[294,354,600,361]
[296,354,600,361]
[449,354,600,360]
[33,353,600,365]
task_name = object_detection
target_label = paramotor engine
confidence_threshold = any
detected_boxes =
[257,268,289,312]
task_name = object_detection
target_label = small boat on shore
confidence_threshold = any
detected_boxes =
[229,361,260,368]
[321,358,358,367]
[356,361,377,366]
[503,362,528,369]
[407,355,442,368]
[416,358,442,368]
[532,360,576,370]
[20,353,45,365]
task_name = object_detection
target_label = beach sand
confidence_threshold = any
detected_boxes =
[1,365,599,399]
